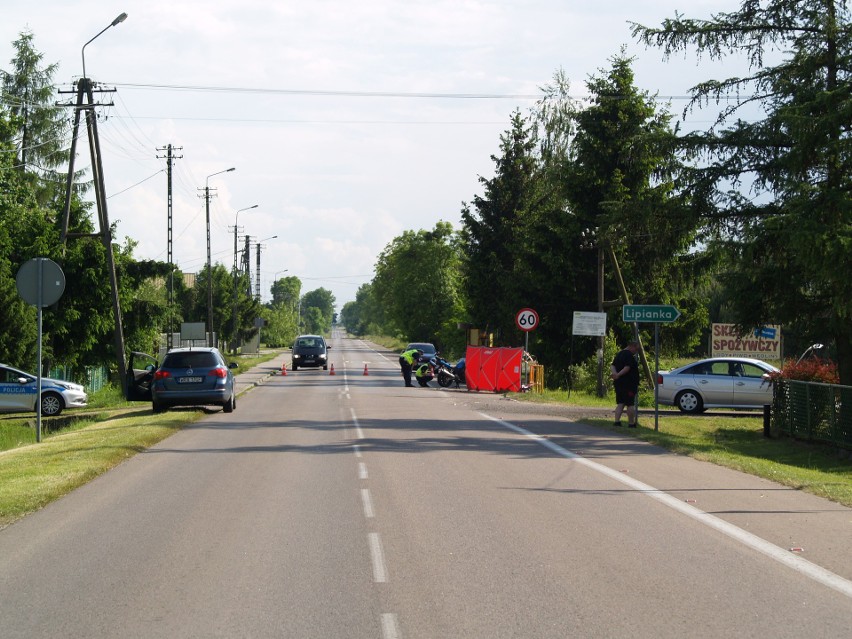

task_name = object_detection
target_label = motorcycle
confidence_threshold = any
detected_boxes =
[453,357,466,386]
[429,354,464,388]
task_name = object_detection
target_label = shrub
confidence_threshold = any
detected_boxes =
[768,358,839,385]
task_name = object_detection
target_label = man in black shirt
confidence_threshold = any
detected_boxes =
[610,340,640,428]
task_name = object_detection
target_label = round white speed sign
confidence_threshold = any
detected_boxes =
[515,308,539,332]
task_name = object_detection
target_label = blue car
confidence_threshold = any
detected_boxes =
[0,363,88,416]
[150,347,238,413]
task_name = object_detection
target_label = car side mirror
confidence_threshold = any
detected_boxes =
[16,377,29,385]
[229,362,238,369]
[327,345,332,350]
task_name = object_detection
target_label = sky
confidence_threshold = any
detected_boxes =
[1,1,743,311]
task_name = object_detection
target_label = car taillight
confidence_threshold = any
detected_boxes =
[208,367,228,379]
[656,374,663,385]
[153,370,171,380]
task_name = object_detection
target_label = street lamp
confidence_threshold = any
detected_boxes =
[796,343,824,365]
[71,11,128,399]
[82,12,127,80]
[205,167,235,347]
[232,205,258,353]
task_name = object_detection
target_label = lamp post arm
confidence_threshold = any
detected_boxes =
[81,13,128,80]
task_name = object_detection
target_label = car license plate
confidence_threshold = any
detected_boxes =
[177,376,203,384]
[304,358,315,363]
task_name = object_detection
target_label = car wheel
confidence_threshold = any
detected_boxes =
[675,390,704,414]
[223,394,235,413]
[292,363,298,371]
[40,392,64,417]
[323,364,328,370]
[152,400,166,413]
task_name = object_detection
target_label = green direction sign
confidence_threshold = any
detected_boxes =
[623,304,681,323]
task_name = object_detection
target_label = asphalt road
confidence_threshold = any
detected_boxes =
[1,330,851,638]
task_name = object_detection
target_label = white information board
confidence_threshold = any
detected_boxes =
[572,311,607,337]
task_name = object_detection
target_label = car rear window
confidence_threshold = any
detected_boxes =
[163,352,219,368]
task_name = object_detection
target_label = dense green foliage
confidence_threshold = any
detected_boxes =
[369,222,466,354]
[345,5,852,388]
[300,287,336,335]
[633,0,852,385]
[5,5,852,388]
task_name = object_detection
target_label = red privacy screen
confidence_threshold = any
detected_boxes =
[464,346,523,393]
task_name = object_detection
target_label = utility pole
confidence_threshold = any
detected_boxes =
[200,168,235,348]
[605,244,654,388]
[242,234,252,295]
[231,222,243,354]
[252,237,278,301]
[202,185,215,347]
[583,227,652,395]
[597,244,605,396]
[58,76,128,395]
[255,244,262,301]
[156,144,182,350]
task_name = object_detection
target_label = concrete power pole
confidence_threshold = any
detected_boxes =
[156,144,182,350]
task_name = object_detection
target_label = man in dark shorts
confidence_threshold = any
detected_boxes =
[610,340,640,428]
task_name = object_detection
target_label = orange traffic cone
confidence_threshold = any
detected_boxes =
[329,364,336,375]
[280,363,287,376]
[363,364,369,376]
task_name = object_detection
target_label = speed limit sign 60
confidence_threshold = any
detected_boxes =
[515,308,539,332]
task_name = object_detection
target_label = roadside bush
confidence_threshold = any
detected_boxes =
[567,332,620,394]
[771,358,839,384]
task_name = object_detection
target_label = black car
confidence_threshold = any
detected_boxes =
[291,335,331,370]
[406,342,436,363]
[150,347,238,413]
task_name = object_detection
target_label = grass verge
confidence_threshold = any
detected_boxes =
[0,407,198,528]
[0,349,285,528]
[515,390,852,508]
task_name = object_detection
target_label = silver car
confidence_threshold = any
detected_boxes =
[0,364,88,416]
[656,357,779,413]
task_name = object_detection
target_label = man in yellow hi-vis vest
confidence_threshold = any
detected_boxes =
[398,348,423,387]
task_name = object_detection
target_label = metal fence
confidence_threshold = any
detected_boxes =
[771,379,852,449]
[49,365,112,393]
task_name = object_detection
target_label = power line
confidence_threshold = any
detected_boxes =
[106,169,164,199]
[103,81,736,102]
[106,82,544,99]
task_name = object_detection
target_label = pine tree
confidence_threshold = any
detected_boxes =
[461,111,545,345]
[633,0,852,384]
[565,54,706,354]
[1,31,68,203]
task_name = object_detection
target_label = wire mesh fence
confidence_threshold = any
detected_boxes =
[772,379,852,449]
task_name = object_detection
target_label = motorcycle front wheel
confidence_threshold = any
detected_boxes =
[437,370,454,388]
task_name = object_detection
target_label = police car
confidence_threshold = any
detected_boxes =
[0,363,88,416]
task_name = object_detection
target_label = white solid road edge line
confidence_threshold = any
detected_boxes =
[479,412,852,600]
